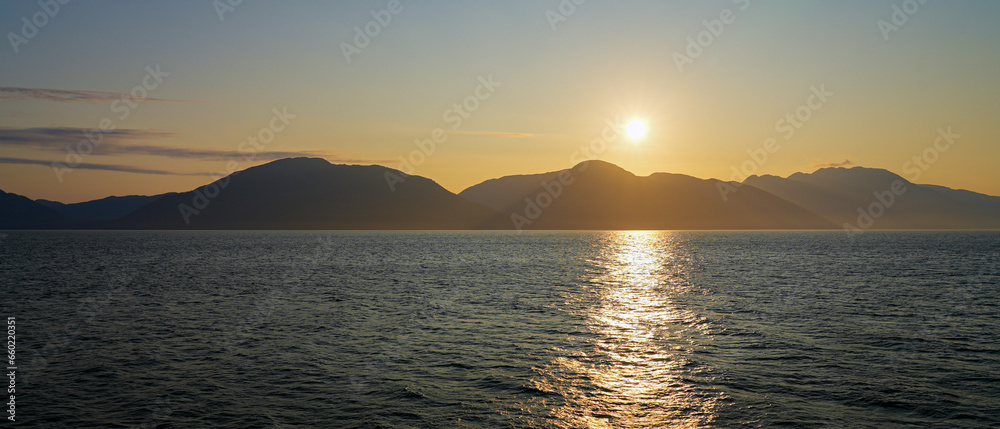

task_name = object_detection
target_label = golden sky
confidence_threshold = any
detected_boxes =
[1,1,998,203]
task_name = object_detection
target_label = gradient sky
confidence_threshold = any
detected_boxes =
[1,0,998,203]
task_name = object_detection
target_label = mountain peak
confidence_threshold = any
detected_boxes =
[802,165,909,185]
[810,165,899,177]
[113,157,497,229]
[271,157,331,164]
[248,157,333,171]
[571,159,635,177]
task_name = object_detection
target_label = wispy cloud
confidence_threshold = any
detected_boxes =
[0,157,213,176]
[0,127,176,147]
[0,87,197,103]
[812,158,856,169]
[0,155,392,177]
[449,130,538,138]
[0,126,371,162]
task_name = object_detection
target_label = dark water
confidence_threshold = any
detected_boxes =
[1,231,998,428]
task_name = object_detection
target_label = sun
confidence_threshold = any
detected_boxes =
[625,120,646,140]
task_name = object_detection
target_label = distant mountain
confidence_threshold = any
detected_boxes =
[115,158,500,229]
[460,170,564,212]
[0,189,71,229]
[37,194,164,221]
[918,184,1000,215]
[460,160,836,230]
[4,159,997,231]
[743,167,1000,229]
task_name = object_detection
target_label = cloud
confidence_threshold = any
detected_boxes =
[0,154,393,177]
[0,157,213,176]
[0,87,196,103]
[812,158,855,169]
[0,126,380,162]
[450,130,538,138]
[0,127,176,148]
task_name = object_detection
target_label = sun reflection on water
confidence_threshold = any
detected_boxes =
[534,231,720,428]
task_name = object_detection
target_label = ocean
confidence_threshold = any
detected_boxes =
[1,231,998,428]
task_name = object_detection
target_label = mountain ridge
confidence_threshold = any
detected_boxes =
[743,166,1000,229]
[463,160,836,230]
[1,158,997,230]
[114,157,501,229]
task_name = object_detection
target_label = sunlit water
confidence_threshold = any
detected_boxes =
[1,231,998,428]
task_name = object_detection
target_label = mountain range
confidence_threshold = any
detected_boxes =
[1,157,997,230]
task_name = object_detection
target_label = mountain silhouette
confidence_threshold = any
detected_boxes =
[0,189,71,229]
[114,158,500,229]
[460,170,566,212]
[460,160,836,230]
[37,195,164,221]
[743,167,1000,229]
[3,159,998,230]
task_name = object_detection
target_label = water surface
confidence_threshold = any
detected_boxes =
[1,231,998,427]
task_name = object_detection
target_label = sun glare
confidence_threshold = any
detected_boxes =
[625,120,646,140]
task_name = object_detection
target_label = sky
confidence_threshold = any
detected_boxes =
[1,0,998,203]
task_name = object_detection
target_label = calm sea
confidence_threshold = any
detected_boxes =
[1,231,998,428]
